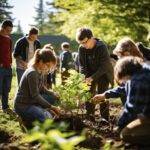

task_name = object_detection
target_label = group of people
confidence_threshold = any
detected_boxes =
[0,20,75,125]
[1,19,150,146]
[0,20,60,127]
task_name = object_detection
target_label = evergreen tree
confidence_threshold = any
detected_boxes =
[0,0,13,23]
[44,1,61,34]
[34,0,45,34]
[14,20,23,35]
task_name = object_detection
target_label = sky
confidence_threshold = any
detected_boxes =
[10,0,48,34]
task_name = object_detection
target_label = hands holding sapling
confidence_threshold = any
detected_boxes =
[92,93,106,105]
[46,106,61,119]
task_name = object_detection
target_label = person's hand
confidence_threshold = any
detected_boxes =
[21,61,27,69]
[113,126,122,134]
[47,106,61,119]
[92,93,106,104]
[85,77,93,85]
[53,92,60,100]
[137,114,145,120]
[51,106,61,116]
[78,102,85,109]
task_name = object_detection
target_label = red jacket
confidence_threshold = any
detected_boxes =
[0,35,12,68]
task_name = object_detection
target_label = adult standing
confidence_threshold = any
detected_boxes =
[0,20,13,113]
[76,27,114,120]
[13,27,41,85]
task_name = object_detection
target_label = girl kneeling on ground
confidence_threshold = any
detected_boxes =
[14,47,59,127]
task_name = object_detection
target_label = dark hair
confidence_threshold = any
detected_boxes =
[114,56,143,83]
[61,42,70,49]
[113,37,143,59]
[110,54,118,61]
[1,20,13,28]
[29,47,57,67]
[76,27,93,41]
[136,42,150,61]
[29,27,39,35]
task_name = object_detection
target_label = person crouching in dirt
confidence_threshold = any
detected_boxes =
[92,56,150,146]
[14,47,60,128]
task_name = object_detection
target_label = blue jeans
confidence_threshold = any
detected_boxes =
[15,105,52,124]
[15,93,56,124]
[16,68,25,85]
[0,67,12,110]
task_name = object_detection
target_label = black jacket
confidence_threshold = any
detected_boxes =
[13,36,41,61]
[78,39,114,85]
[60,50,73,71]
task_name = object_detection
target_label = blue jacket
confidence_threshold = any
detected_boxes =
[105,83,126,105]
[104,63,150,105]
[118,68,150,129]
[13,36,41,61]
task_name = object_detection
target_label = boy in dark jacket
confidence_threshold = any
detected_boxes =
[76,27,114,120]
[13,27,41,85]
[60,42,73,84]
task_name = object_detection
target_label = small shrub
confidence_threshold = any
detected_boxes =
[54,70,91,112]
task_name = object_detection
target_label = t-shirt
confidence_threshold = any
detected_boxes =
[28,40,34,62]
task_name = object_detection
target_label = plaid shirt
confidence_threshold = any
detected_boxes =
[118,68,150,129]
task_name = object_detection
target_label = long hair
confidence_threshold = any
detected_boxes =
[28,47,57,68]
[113,37,143,59]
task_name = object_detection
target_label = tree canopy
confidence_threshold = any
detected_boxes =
[0,0,13,23]
[46,0,150,45]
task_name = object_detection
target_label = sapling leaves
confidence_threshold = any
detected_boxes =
[54,70,92,112]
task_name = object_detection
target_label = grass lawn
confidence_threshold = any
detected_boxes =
[0,71,26,148]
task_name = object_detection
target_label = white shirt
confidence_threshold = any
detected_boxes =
[28,40,34,62]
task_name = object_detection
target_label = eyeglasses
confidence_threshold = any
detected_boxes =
[79,38,90,45]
